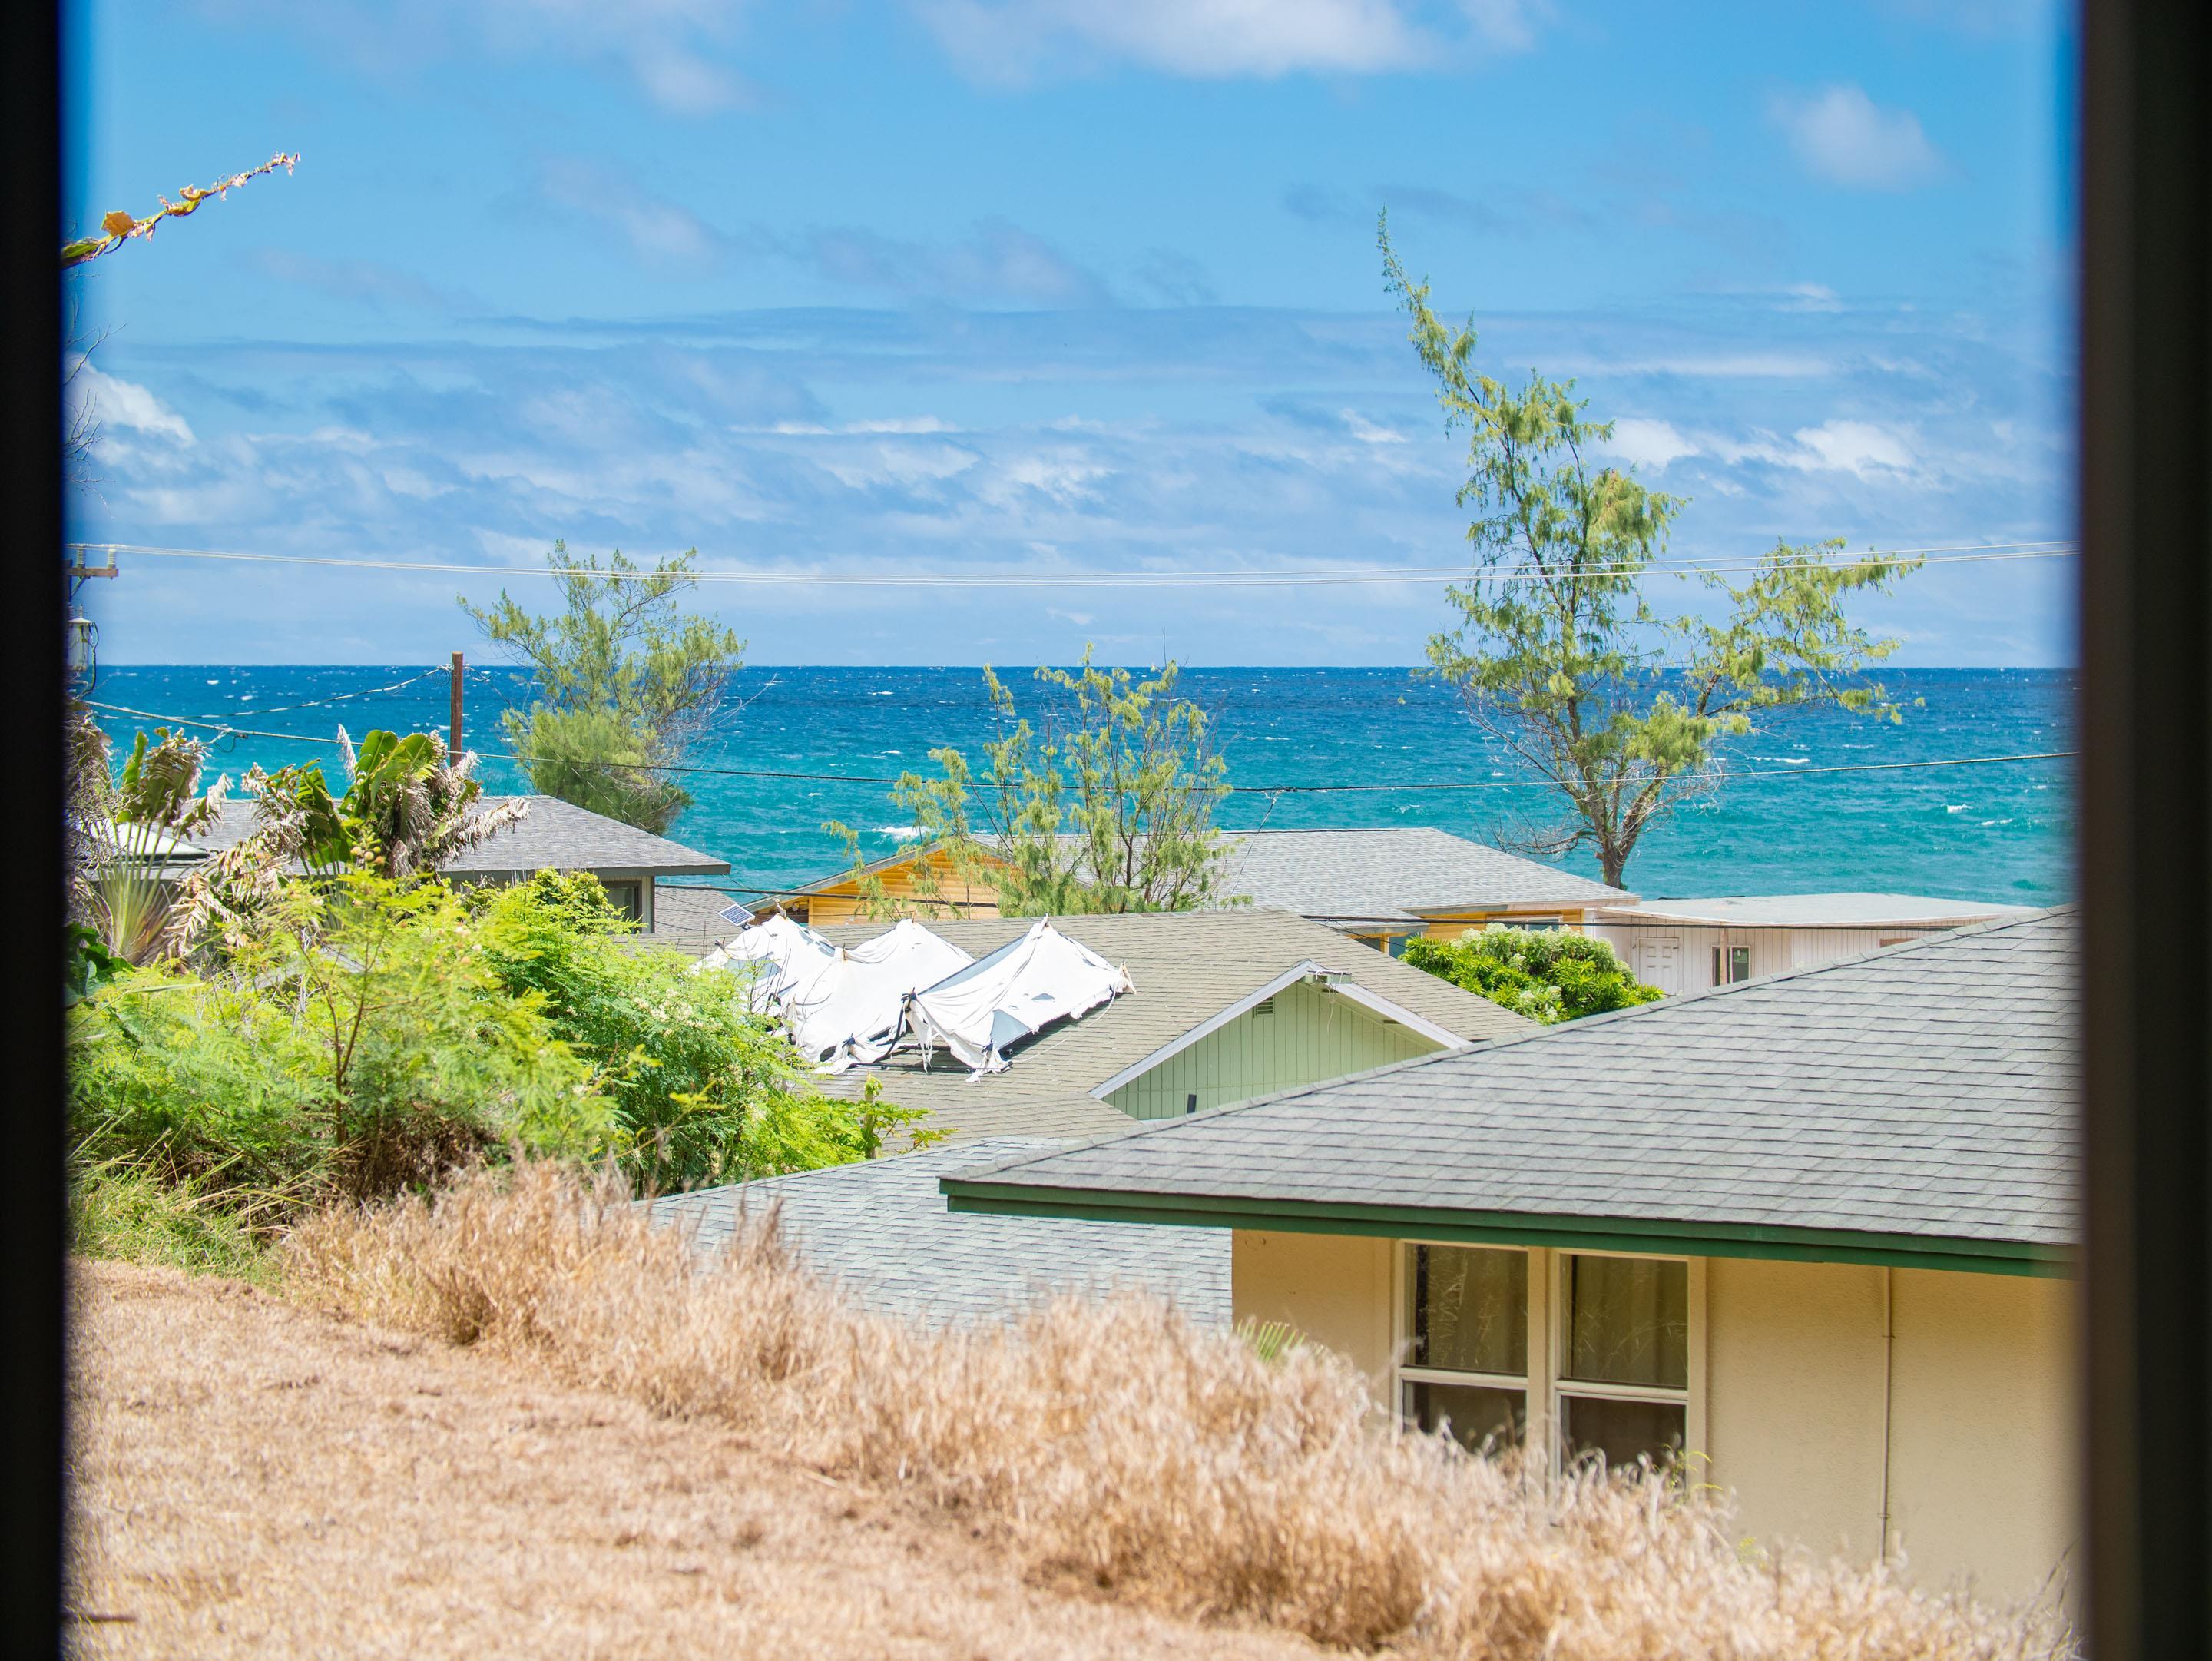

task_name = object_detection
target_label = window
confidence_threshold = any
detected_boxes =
[1399,1245,1528,1450]
[1500,917,1562,932]
[1710,945,1750,985]
[1555,1253,1689,1469]
[601,880,643,923]
[1396,1244,1697,1472]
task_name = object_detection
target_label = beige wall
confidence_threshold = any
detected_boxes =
[1232,1230,1395,1403]
[1232,1232,2079,1602]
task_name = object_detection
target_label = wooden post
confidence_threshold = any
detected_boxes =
[449,651,464,761]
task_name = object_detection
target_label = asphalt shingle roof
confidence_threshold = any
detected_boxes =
[1213,828,1637,920]
[774,827,1634,921]
[807,908,1536,1142]
[643,1138,1229,1328]
[945,911,2078,1256]
[194,795,728,877]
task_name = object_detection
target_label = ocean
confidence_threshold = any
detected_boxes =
[87,665,2075,907]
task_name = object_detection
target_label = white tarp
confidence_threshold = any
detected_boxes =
[780,919,975,1070]
[905,918,1134,1073]
[704,913,839,1014]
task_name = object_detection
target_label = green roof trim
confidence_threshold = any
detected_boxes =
[938,1180,2077,1279]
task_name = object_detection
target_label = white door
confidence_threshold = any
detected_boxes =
[1634,933,1683,994]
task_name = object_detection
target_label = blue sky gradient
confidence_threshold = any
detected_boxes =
[67,0,2075,665]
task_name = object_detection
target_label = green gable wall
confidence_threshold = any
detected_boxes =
[1106,976,1444,1121]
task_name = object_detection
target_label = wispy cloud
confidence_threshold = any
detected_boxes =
[1767,85,1948,191]
[253,250,480,315]
[208,0,754,114]
[906,0,1459,83]
[535,157,733,264]
[804,219,1111,306]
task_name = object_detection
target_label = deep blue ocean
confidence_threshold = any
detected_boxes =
[88,665,2075,907]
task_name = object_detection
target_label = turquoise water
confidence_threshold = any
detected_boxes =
[88,665,2074,906]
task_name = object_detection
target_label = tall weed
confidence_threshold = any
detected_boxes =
[288,1163,2075,1660]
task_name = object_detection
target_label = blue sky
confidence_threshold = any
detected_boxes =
[66,0,2075,666]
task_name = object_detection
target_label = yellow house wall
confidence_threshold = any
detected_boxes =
[1231,1234,2079,1600]
[1413,907,1591,941]
[792,850,1011,926]
[1231,1231,1396,1407]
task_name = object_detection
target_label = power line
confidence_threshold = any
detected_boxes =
[65,538,2078,591]
[81,696,2074,794]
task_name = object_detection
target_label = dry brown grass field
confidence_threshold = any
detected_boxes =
[70,1164,2079,1659]
[68,1258,1326,1659]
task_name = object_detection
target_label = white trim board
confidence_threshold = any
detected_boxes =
[1088,961,1472,1100]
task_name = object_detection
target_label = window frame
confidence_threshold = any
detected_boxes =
[1548,1248,1706,1474]
[1392,1240,1705,1474]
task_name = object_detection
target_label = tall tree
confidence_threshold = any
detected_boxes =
[831,648,1235,917]
[462,544,744,834]
[1382,220,1921,887]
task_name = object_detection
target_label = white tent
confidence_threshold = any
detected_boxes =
[905,918,1134,1073]
[704,913,839,1014]
[780,919,975,1070]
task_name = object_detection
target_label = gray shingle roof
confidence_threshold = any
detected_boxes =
[194,795,727,877]
[1213,827,1636,920]
[806,909,1535,1142]
[943,912,2078,1266]
[773,827,1633,920]
[643,1139,1229,1328]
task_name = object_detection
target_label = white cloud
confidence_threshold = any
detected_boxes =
[1341,410,1406,444]
[915,0,1431,81]
[1787,419,1916,476]
[1767,85,1946,191]
[1608,418,1698,472]
[215,0,751,114]
[68,363,194,446]
[537,158,726,263]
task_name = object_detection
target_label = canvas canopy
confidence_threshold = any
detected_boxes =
[906,918,1134,1073]
[705,913,839,1013]
[781,919,975,1070]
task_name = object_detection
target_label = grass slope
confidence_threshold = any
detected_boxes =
[65,1260,1319,1660]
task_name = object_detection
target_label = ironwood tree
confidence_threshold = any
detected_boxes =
[462,544,744,834]
[1382,217,1920,887]
[831,648,1236,917]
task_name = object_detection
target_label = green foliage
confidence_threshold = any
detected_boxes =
[1402,925,1663,1026]
[462,542,745,834]
[1381,219,1920,887]
[65,708,227,965]
[65,925,132,1006]
[69,1160,280,1286]
[475,870,912,1190]
[69,874,603,1205]
[832,647,1235,917]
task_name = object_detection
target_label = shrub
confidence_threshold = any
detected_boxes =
[475,870,926,1190]
[1404,924,1662,1024]
[68,874,604,1206]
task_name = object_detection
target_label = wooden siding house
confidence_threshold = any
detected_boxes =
[1584,893,2040,996]
[801,909,1535,1144]
[763,827,1637,948]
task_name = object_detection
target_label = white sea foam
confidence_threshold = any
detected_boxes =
[876,825,926,843]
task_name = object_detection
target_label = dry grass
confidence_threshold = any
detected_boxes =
[68,1258,1325,1659]
[272,1162,2076,1661]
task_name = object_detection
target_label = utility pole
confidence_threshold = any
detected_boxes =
[449,651,464,761]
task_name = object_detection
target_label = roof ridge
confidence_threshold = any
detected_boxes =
[1101,903,2078,1119]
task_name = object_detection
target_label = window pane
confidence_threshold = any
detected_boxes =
[1559,1394,1686,1470]
[1409,1245,1526,1376]
[1727,946,1750,982]
[1404,1380,1524,1452]
[1563,1255,1687,1388]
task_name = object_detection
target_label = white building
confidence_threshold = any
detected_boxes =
[1585,893,2041,996]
